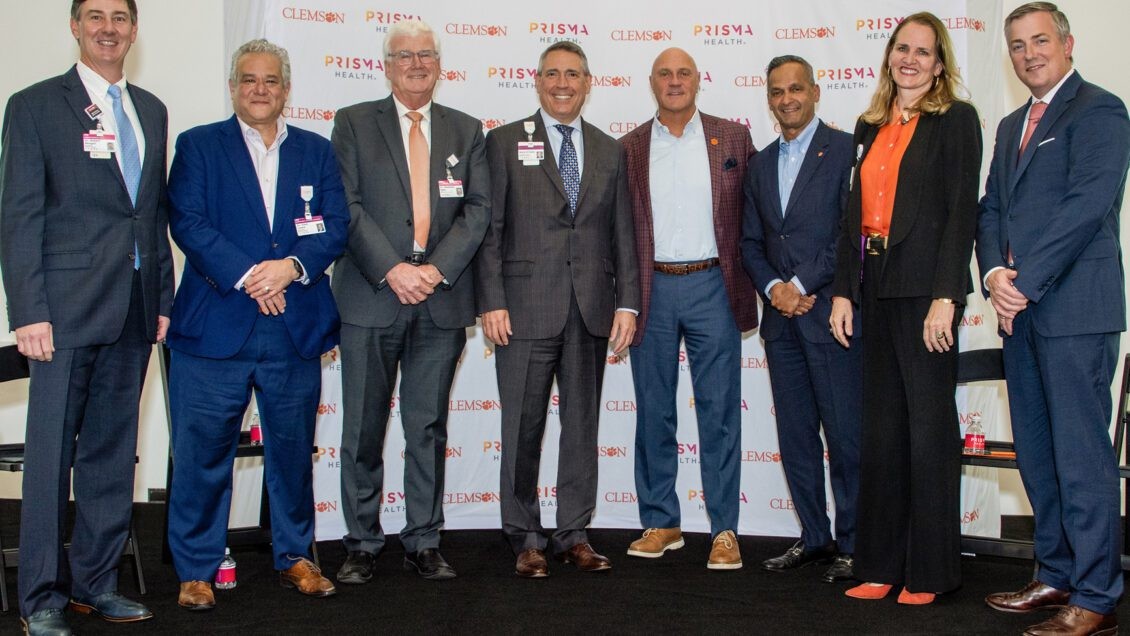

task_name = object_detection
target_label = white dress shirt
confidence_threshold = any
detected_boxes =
[76,61,145,175]
[649,109,716,262]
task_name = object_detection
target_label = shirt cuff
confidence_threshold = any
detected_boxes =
[983,266,1006,289]
[790,275,807,296]
[616,307,639,316]
[764,278,785,299]
[235,265,256,290]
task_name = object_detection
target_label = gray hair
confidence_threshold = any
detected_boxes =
[537,41,591,77]
[766,55,815,86]
[229,39,291,85]
[383,19,441,58]
[1006,2,1071,42]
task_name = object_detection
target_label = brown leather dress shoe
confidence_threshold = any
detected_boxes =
[515,548,549,578]
[986,580,1071,613]
[178,581,215,611]
[280,558,337,597]
[1024,605,1117,636]
[559,543,612,572]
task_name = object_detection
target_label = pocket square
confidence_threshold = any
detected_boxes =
[723,158,738,170]
[1037,137,1056,147]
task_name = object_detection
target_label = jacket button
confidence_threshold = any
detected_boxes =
[406,219,413,226]
[272,243,279,249]
[128,252,135,260]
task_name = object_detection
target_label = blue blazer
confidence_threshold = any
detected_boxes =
[166,116,348,360]
[976,72,1130,337]
[742,121,857,344]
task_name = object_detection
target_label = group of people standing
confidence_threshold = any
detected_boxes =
[1,2,1127,636]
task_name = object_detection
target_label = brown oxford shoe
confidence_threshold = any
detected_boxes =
[559,542,612,572]
[986,580,1070,613]
[1024,605,1117,636]
[177,581,215,611]
[515,548,549,578]
[280,558,337,597]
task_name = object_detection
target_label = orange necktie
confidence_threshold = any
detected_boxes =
[1018,101,1047,159]
[406,111,430,249]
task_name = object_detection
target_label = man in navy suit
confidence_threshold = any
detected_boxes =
[978,4,1130,634]
[165,39,348,611]
[0,1,173,633]
[741,55,861,585]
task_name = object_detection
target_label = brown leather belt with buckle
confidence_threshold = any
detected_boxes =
[865,234,888,255]
[405,253,426,265]
[653,258,720,275]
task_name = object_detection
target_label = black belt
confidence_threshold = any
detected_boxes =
[864,234,888,255]
[653,258,720,275]
[405,253,426,265]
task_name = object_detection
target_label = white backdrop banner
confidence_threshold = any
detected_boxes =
[220,0,1010,541]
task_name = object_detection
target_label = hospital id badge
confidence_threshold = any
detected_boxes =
[518,141,544,165]
[295,215,326,236]
[438,179,464,198]
[83,130,116,159]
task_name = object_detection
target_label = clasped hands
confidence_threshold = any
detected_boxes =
[769,281,815,318]
[244,259,300,316]
[386,262,444,305]
[985,268,1029,336]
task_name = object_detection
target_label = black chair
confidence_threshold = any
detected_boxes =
[0,344,146,613]
[956,348,1032,560]
[958,348,1130,570]
[157,345,319,566]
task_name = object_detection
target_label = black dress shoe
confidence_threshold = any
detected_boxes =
[68,592,153,623]
[761,540,836,571]
[21,609,71,636]
[404,548,456,581]
[822,554,854,583]
[336,550,375,584]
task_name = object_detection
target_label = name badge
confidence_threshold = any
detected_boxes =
[438,179,464,198]
[83,130,116,159]
[295,216,326,236]
[518,141,544,165]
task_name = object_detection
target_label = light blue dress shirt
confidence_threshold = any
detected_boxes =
[649,109,717,262]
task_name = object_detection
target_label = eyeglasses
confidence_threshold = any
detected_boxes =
[388,50,438,66]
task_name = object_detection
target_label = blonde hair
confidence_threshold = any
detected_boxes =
[860,12,968,126]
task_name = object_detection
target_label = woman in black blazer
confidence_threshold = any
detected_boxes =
[829,11,982,604]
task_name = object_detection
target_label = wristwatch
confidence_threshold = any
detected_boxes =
[291,258,304,280]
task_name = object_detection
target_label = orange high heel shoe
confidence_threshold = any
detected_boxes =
[845,582,893,599]
[897,588,936,605]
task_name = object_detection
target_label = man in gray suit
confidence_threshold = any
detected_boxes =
[0,0,173,633]
[475,41,640,578]
[330,18,490,583]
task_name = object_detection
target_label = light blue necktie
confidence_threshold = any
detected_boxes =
[554,124,579,216]
[107,84,141,269]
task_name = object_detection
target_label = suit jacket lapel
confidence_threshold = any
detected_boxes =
[62,67,131,200]
[576,119,597,213]
[1011,72,1081,193]
[701,115,725,224]
[376,97,413,204]
[785,123,828,217]
[128,85,161,209]
[428,105,452,240]
[220,116,272,237]
[275,129,303,239]
[763,141,785,222]
[534,111,569,204]
[630,121,655,243]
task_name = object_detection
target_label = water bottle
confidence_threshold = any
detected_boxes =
[215,548,237,589]
[249,412,263,446]
[963,414,986,455]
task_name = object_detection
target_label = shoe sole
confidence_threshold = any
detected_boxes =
[177,600,216,611]
[706,561,743,570]
[515,569,550,578]
[67,601,154,623]
[403,558,457,581]
[280,579,338,597]
[627,538,686,558]
[336,572,372,584]
[762,557,834,572]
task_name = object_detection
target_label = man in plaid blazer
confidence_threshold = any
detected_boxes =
[619,48,757,569]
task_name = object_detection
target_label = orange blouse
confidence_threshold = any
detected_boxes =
[860,113,920,237]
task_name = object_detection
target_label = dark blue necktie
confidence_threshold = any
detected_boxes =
[554,124,579,216]
[108,84,141,269]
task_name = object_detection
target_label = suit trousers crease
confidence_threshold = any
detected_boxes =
[1003,310,1122,614]
[765,319,862,553]
[854,252,962,593]
[630,268,742,537]
[497,293,606,554]
[338,305,465,555]
[19,273,150,616]
[168,314,321,578]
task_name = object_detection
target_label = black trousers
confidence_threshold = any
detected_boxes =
[853,250,963,593]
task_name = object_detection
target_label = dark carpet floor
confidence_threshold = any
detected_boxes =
[0,502,1123,634]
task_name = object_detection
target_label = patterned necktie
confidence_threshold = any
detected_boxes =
[107,84,141,269]
[406,111,430,249]
[1018,100,1048,159]
[555,124,579,216]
